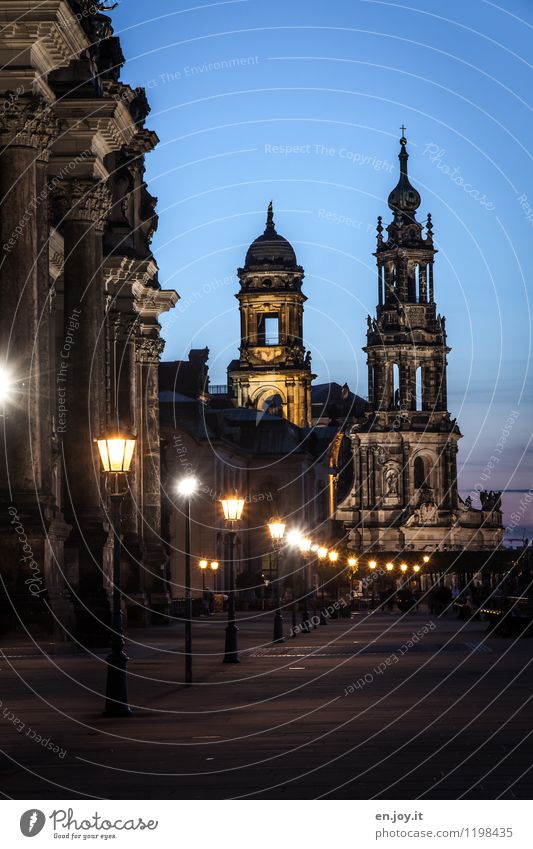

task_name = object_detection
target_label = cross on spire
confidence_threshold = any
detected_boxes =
[400,124,407,137]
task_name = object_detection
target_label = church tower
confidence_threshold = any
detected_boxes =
[337,132,503,553]
[228,204,314,427]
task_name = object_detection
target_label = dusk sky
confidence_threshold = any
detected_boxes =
[112,0,533,536]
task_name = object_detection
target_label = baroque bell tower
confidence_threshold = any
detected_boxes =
[337,131,503,553]
[228,203,314,427]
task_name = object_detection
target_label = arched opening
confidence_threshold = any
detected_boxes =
[391,363,400,408]
[259,393,283,417]
[257,313,279,345]
[414,456,426,489]
[253,387,286,421]
[416,366,423,410]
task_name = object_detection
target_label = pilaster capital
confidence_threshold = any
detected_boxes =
[136,335,165,364]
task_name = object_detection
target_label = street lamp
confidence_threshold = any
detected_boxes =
[0,365,13,413]
[286,529,303,636]
[386,562,394,572]
[220,492,245,663]
[317,546,329,625]
[423,555,430,563]
[177,475,200,686]
[413,564,421,573]
[348,556,358,613]
[210,560,219,592]
[199,559,208,590]
[328,551,340,613]
[97,434,136,717]
[268,518,286,643]
[299,537,312,632]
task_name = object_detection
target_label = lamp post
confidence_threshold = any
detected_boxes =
[328,550,339,615]
[369,560,377,609]
[210,560,219,593]
[348,556,358,614]
[268,519,286,643]
[199,559,208,591]
[299,538,312,632]
[286,529,303,637]
[97,435,136,717]
[220,493,245,663]
[177,476,199,686]
[317,546,328,625]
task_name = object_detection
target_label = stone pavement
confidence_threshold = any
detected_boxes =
[1,608,532,800]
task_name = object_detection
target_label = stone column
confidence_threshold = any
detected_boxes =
[136,335,168,617]
[0,98,78,634]
[51,177,112,638]
[52,178,111,511]
[0,98,59,499]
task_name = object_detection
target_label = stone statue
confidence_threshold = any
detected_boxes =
[385,467,399,496]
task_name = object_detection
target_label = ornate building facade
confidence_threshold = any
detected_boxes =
[227,203,314,427]
[0,1,177,638]
[337,133,504,554]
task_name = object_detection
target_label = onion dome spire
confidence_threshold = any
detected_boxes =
[387,127,421,222]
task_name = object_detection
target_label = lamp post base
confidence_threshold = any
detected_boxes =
[223,622,240,663]
[273,608,285,643]
[103,648,132,716]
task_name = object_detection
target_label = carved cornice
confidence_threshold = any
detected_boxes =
[133,285,179,320]
[0,96,62,158]
[103,255,159,288]
[0,4,89,74]
[124,128,159,160]
[50,177,112,228]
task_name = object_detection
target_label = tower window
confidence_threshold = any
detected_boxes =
[414,456,426,489]
[416,366,423,410]
[257,313,279,345]
[391,363,400,408]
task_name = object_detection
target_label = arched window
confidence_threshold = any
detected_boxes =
[414,456,426,489]
[391,363,400,408]
[416,366,423,410]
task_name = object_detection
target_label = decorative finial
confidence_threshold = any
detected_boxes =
[426,212,433,241]
[266,201,274,232]
[376,215,383,245]
[400,124,407,144]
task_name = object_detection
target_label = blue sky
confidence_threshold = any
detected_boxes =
[111,0,533,536]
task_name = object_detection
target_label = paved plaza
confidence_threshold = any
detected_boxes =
[1,608,532,800]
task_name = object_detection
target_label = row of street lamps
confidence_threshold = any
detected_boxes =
[63,431,433,716]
